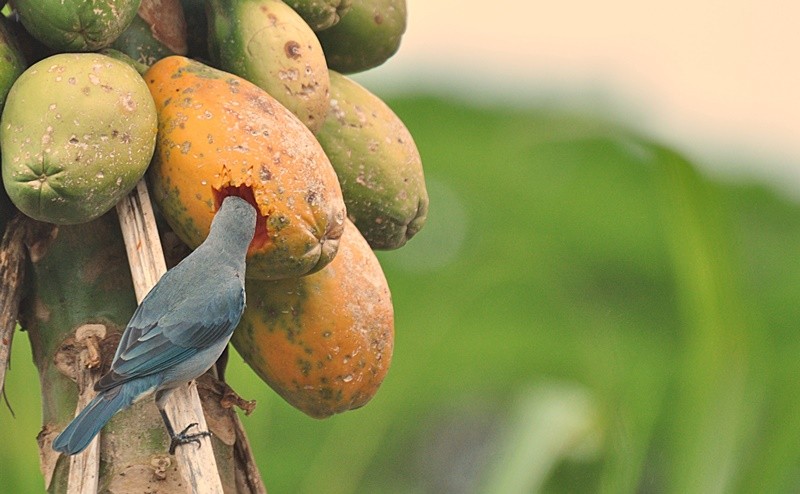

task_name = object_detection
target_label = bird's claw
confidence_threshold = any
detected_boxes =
[168,422,212,455]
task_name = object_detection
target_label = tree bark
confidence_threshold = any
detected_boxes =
[0,213,54,400]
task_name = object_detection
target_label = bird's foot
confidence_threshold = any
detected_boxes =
[168,422,212,455]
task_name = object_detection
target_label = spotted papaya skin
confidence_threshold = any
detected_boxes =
[144,55,345,280]
[232,220,394,418]
[1,53,157,225]
[315,70,428,249]
[208,0,330,133]
[13,0,142,52]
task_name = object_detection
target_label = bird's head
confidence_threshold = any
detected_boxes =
[212,185,268,254]
[209,195,258,251]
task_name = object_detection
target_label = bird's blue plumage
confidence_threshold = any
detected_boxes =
[96,279,244,391]
[53,196,257,455]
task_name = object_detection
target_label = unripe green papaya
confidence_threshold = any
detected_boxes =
[1,53,157,225]
[285,0,352,31]
[316,71,428,249]
[112,15,170,67]
[13,0,141,52]
[111,0,188,69]
[0,17,25,113]
[99,48,149,76]
[316,0,406,74]
[208,0,330,133]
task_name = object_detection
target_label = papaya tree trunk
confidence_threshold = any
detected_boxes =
[11,207,265,493]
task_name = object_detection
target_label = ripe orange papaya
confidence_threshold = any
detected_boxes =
[232,219,394,418]
[144,55,346,280]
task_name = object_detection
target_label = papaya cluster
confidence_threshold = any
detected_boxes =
[0,0,427,418]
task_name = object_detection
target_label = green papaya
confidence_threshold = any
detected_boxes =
[316,0,405,74]
[111,0,188,69]
[285,0,352,31]
[208,0,330,133]
[99,48,150,76]
[112,16,174,68]
[0,16,25,113]
[1,53,157,225]
[13,0,141,51]
[316,71,427,249]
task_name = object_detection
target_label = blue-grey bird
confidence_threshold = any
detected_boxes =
[53,195,257,455]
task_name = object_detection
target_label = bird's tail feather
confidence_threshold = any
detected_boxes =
[52,381,151,455]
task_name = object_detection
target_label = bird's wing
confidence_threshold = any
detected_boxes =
[109,266,183,364]
[96,276,244,392]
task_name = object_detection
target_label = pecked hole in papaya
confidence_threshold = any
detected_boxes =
[213,185,270,253]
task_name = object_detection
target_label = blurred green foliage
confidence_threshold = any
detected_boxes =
[3,95,800,493]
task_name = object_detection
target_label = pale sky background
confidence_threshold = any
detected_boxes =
[355,1,800,197]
